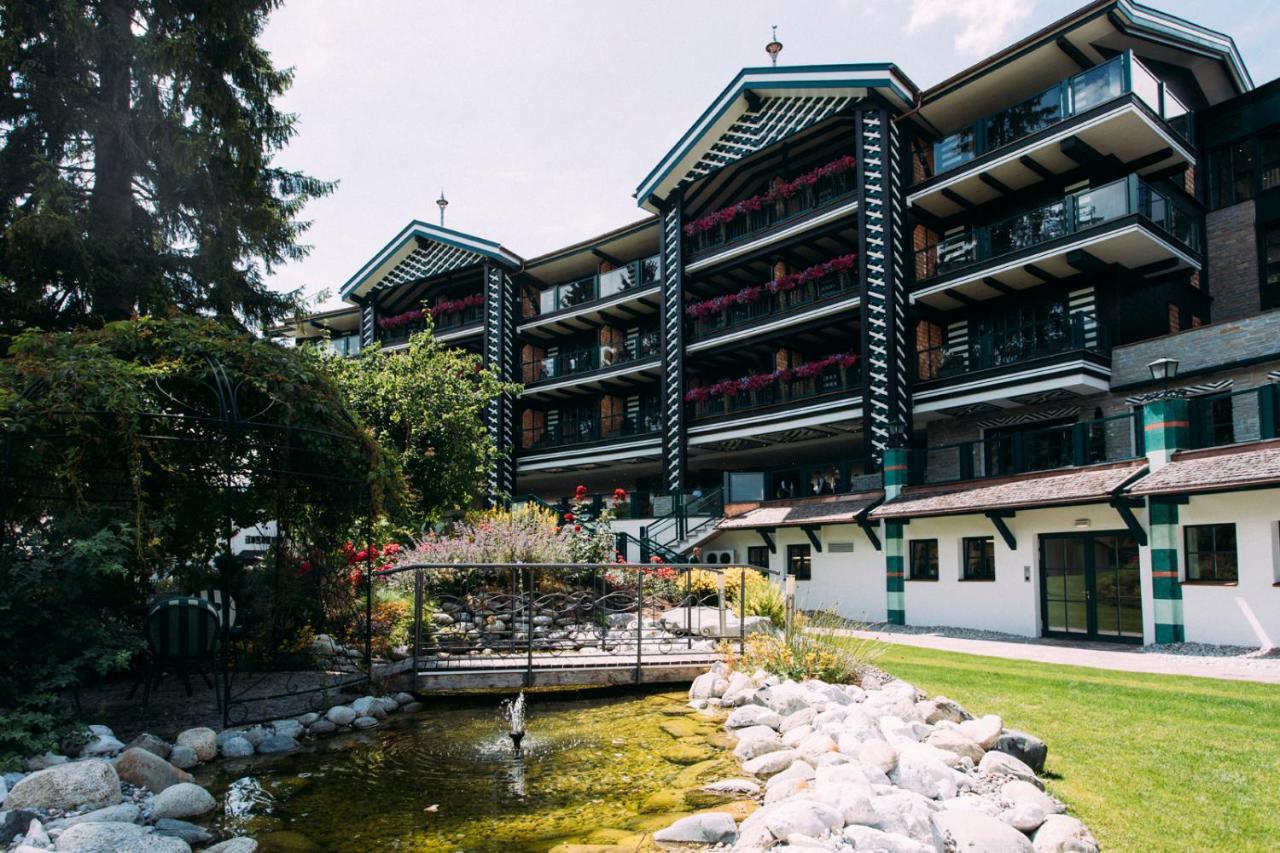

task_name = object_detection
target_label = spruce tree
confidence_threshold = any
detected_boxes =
[0,0,332,332]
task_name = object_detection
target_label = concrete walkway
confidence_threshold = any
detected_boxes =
[841,628,1280,685]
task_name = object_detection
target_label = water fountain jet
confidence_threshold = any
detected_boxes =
[506,691,526,756]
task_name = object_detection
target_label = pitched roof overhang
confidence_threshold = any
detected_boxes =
[634,64,919,212]
[869,461,1147,520]
[340,221,522,301]
[1126,439,1280,496]
[912,0,1251,138]
[717,491,884,530]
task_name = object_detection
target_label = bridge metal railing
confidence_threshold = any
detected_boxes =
[376,562,768,686]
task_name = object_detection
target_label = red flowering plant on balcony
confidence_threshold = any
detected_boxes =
[683,351,860,404]
[685,253,857,320]
[377,293,485,331]
[682,154,857,238]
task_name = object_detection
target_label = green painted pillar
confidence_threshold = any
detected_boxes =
[883,447,911,500]
[885,520,905,625]
[881,447,910,626]
[1148,496,1185,643]
[1143,397,1190,468]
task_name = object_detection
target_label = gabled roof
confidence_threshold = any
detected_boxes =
[340,221,522,300]
[635,64,918,211]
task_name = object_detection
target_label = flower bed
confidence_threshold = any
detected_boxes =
[685,254,857,320]
[682,155,857,238]
[684,352,859,404]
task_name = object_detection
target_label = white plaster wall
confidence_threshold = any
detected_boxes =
[897,504,1143,638]
[701,526,886,623]
[1176,489,1280,648]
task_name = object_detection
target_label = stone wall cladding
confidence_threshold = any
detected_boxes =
[1206,200,1259,323]
[1110,309,1280,386]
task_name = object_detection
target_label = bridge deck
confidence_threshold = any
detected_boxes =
[408,649,721,691]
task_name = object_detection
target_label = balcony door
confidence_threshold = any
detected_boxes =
[1040,532,1142,642]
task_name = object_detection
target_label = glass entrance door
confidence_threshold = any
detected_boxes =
[1040,532,1142,642]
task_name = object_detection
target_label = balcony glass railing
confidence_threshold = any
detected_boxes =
[916,313,1108,381]
[687,271,858,341]
[688,364,860,421]
[913,411,1143,485]
[530,254,661,318]
[520,412,661,452]
[915,174,1201,282]
[683,170,856,257]
[931,52,1194,177]
[522,333,660,384]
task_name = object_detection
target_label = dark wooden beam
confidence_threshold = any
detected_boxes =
[591,247,624,267]
[1060,136,1105,167]
[909,204,946,233]
[1055,36,1093,70]
[1024,264,1054,283]
[1110,499,1148,547]
[744,89,764,112]
[945,288,979,305]
[978,172,1015,197]
[1133,258,1180,276]
[800,525,823,552]
[985,510,1017,550]
[1019,155,1055,182]
[1124,147,1174,173]
[1064,249,1110,275]
[757,527,777,554]
[982,276,1016,295]
[941,188,975,211]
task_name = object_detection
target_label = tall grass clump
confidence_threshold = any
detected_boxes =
[723,607,884,685]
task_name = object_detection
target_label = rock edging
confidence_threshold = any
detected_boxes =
[656,663,1100,852]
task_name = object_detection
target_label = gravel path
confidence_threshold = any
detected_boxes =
[837,624,1280,685]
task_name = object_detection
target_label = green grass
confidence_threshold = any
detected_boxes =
[876,645,1280,853]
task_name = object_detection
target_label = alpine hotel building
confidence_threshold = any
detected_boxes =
[278,1,1280,649]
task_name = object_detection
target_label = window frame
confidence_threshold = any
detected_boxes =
[1183,523,1239,584]
[786,543,812,582]
[908,539,940,581]
[961,536,996,581]
[746,545,770,570]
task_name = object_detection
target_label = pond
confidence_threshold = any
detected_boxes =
[195,688,745,852]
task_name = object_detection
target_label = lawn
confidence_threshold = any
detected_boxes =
[875,644,1280,852]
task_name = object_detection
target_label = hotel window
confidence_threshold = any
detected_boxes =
[1210,140,1255,208]
[909,540,939,581]
[747,546,770,570]
[1184,524,1238,583]
[962,537,996,580]
[786,544,812,581]
[1264,221,1280,311]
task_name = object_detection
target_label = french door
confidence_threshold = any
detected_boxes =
[1040,532,1142,642]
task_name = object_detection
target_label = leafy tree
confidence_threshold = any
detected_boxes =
[0,0,332,334]
[328,327,520,529]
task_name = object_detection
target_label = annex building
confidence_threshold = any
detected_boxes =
[277,1,1280,648]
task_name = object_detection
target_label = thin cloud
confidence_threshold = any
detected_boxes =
[905,0,1034,57]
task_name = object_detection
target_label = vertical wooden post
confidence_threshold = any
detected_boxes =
[635,567,644,684]
[412,569,423,685]
[525,566,535,688]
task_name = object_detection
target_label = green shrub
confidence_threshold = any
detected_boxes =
[723,609,883,685]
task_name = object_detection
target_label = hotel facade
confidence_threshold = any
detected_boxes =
[278,1,1280,648]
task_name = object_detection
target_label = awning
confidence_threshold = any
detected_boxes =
[717,491,883,530]
[870,461,1146,520]
[1126,439,1280,496]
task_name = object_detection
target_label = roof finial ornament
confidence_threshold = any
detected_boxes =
[765,25,783,67]
[436,189,449,227]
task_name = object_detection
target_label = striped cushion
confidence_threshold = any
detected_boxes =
[145,597,221,660]
[195,588,238,627]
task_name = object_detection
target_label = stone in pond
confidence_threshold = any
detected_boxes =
[0,809,39,840]
[219,736,255,759]
[174,727,217,762]
[725,705,782,730]
[205,840,259,853]
[660,742,713,764]
[151,782,216,820]
[271,720,304,740]
[51,820,149,850]
[352,716,380,730]
[307,719,338,736]
[125,733,171,760]
[257,734,300,754]
[113,747,192,793]
[155,817,214,844]
[702,778,761,796]
[324,705,357,726]
[732,725,783,761]
[843,825,938,853]
[653,812,738,845]
[658,717,703,739]
[167,745,199,770]
[5,759,121,811]
[47,803,140,828]
[741,748,799,777]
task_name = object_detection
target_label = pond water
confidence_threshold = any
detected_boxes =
[196,688,743,852]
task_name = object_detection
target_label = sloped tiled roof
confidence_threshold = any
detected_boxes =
[717,491,882,530]
[870,461,1146,520]
[1127,439,1280,495]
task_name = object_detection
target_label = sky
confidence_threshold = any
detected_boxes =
[259,1,1280,310]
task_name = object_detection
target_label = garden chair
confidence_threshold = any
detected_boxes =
[127,596,222,708]
[195,587,239,637]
